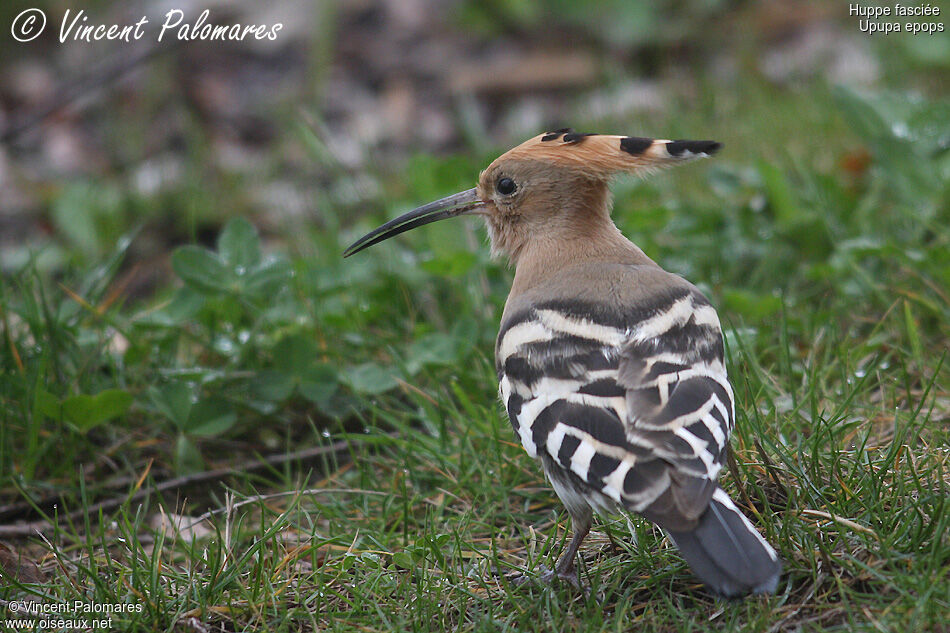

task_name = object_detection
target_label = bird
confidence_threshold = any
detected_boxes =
[343,129,782,597]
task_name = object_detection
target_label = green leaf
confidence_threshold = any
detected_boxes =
[162,287,206,322]
[149,382,193,430]
[175,434,204,474]
[405,332,457,374]
[186,399,237,437]
[391,551,415,570]
[253,370,296,402]
[298,381,338,406]
[259,336,339,404]
[344,363,400,395]
[138,287,205,327]
[426,533,448,569]
[299,363,339,405]
[171,246,230,294]
[832,87,945,206]
[757,161,799,229]
[218,217,261,269]
[61,389,133,433]
[243,256,292,297]
[273,334,318,374]
[34,389,61,421]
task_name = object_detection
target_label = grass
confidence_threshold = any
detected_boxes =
[1,53,948,633]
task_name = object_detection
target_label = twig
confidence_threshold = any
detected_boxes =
[1,468,149,521]
[181,487,388,531]
[800,509,878,537]
[1,43,167,144]
[0,439,354,537]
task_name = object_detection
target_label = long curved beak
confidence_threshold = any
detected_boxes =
[343,188,484,257]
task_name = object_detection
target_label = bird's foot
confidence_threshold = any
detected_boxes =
[496,564,589,594]
[504,571,535,587]
[491,565,539,588]
[539,565,587,593]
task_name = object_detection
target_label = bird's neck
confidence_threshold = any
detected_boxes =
[508,219,656,297]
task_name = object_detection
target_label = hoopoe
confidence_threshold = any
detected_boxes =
[344,129,781,597]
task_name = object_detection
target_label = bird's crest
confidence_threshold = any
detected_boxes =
[343,128,723,260]
[490,128,722,180]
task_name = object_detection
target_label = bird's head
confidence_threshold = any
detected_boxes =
[343,130,721,265]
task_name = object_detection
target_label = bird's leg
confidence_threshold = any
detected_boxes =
[541,513,591,589]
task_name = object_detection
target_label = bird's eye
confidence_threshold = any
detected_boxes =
[496,177,517,196]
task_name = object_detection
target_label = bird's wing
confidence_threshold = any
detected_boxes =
[497,284,733,531]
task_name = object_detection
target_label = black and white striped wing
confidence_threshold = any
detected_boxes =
[496,286,734,528]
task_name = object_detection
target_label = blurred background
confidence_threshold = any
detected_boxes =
[2,0,949,488]
[2,0,948,490]
[2,0,945,279]
[0,2,947,628]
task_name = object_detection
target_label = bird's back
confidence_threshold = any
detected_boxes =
[496,260,733,530]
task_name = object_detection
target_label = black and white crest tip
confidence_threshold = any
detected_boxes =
[620,137,723,158]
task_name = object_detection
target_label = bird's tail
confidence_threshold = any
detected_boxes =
[666,487,781,598]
